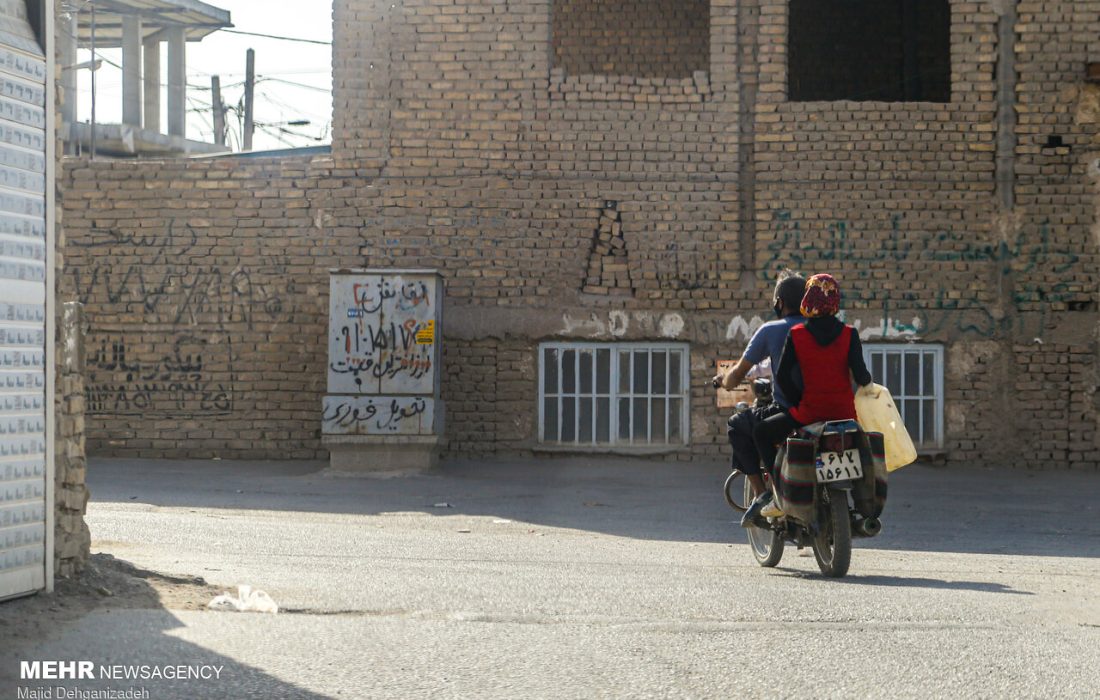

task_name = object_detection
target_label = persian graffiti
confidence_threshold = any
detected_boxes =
[69,221,287,329]
[656,241,719,291]
[84,332,232,416]
[321,396,435,435]
[759,209,1085,338]
[327,274,438,395]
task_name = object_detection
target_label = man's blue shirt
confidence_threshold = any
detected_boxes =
[742,315,805,408]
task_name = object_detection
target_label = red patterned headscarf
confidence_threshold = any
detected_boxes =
[800,274,841,318]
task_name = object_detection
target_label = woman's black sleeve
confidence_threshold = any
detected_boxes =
[848,331,873,386]
[776,335,802,407]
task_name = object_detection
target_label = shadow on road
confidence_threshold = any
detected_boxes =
[86,456,1100,559]
[773,569,1035,594]
[0,555,329,700]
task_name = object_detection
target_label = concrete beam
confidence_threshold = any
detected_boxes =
[143,37,160,132]
[121,16,142,127]
[60,13,78,127]
[166,26,185,138]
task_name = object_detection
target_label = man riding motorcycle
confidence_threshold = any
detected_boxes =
[752,273,873,521]
[711,271,807,525]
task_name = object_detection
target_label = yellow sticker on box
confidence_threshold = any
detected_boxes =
[415,320,435,345]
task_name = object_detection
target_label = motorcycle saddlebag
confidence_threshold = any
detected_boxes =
[775,437,817,524]
[853,431,889,519]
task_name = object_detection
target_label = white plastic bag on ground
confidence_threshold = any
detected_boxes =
[208,585,279,613]
[855,383,918,472]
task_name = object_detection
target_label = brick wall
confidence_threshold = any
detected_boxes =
[61,0,1100,468]
[552,0,710,79]
[55,302,89,577]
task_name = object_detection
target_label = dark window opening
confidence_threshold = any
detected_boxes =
[788,0,950,102]
[552,0,710,79]
[25,0,46,52]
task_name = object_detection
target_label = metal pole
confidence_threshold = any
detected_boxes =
[243,48,254,151]
[211,75,225,146]
[90,0,96,159]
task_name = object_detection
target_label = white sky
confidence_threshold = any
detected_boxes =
[71,0,334,152]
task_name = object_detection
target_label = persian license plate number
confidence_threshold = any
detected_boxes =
[817,449,863,482]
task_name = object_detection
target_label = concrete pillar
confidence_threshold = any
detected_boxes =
[143,37,160,132]
[166,26,185,138]
[121,16,142,127]
[60,13,78,127]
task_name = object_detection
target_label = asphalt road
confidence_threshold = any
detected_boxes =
[3,457,1099,699]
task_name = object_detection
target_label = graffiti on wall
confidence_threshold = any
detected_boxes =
[655,241,719,291]
[327,273,439,395]
[759,209,1085,337]
[69,221,292,418]
[321,396,435,435]
[84,332,232,416]
[69,222,287,329]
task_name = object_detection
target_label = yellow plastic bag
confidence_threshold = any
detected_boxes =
[855,383,918,472]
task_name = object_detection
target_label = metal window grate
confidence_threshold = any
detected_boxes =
[539,343,690,447]
[863,343,944,450]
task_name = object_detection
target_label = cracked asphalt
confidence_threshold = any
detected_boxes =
[2,457,1098,699]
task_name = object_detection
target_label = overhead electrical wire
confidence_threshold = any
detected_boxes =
[221,29,331,46]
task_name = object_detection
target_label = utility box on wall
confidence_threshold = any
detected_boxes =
[322,269,444,472]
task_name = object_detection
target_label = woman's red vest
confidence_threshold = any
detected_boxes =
[788,323,857,425]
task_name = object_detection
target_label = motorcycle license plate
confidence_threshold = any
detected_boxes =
[817,450,863,482]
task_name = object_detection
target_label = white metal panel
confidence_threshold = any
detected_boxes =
[327,271,441,396]
[0,0,46,601]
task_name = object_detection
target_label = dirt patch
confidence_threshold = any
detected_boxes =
[0,553,223,648]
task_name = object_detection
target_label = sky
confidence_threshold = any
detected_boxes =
[70,0,334,152]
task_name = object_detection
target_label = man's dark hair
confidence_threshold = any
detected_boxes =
[774,269,807,313]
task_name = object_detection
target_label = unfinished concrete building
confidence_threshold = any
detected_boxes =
[60,0,1100,469]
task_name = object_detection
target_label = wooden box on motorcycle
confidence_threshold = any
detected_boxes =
[774,427,888,522]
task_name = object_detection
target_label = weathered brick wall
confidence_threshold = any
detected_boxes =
[62,157,338,458]
[552,0,710,79]
[55,302,90,577]
[61,0,1100,468]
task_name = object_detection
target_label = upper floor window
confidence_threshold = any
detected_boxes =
[788,0,951,102]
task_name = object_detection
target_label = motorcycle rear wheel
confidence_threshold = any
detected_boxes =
[812,488,852,578]
[744,478,783,567]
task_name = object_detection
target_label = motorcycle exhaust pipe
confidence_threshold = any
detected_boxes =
[852,516,882,538]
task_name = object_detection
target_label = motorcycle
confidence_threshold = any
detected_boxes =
[724,382,888,578]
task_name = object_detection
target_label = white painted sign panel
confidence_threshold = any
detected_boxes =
[327,271,441,395]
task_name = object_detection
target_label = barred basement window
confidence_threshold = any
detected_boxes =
[539,343,690,447]
[788,0,951,102]
[863,344,944,451]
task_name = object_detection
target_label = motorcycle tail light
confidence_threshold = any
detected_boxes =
[822,434,845,453]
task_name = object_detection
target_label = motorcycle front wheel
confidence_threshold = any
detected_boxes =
[744,478,783,567]
[812,488,852,578]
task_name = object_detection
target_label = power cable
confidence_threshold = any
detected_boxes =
[221,29,330,46]
[258,77,331,93]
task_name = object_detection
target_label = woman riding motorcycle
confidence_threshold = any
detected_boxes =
[749,273,873,521]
